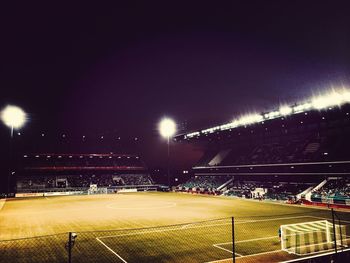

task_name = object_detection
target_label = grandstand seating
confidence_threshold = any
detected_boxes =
[177,175,314,202]
[16,153,154,192]
[178,176,231,192]
[180,105,350,171]
[311,178,350,203]
[17,174,154,191]
[174,94,350,207]
[225,180,312,201]
[196,131,350,167]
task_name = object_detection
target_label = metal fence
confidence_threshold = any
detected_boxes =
[1,210,350,263]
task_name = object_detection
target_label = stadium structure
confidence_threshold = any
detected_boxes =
[2,89,350,263]
[175,89,350,208]
[15,153,158,197]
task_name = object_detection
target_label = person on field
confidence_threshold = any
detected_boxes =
[278,226,282,241]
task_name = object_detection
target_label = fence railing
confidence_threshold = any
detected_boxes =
[1,210,350,263]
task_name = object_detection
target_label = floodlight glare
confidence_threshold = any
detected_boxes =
[312,91,343,110]
[159,118,176,138]
[238,114,263,125]
[279,106,293,116]
[187,87,350,139]
[293,103,312,113]
[343,92,350,102]
[1,105,27,129]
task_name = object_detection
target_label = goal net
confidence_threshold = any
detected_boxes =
[281,220,347,255]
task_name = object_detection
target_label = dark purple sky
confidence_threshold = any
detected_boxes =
[1,1,350,172]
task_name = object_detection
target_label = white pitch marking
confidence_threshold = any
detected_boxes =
[239,249,282,258]
[214,235,277,246]
[212,244,243,257]
[97,215,318,240]
[235,215,312,225]
[310,215,350,224]
[96,237,128,263]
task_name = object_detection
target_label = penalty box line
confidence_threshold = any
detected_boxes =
[213,235,279,257]
[95,215,321,262]
[96,237,128,263]
[97,215,314,240]
[213,244,244,257]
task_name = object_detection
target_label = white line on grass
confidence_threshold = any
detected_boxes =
[239,249,282,258]
[235,215,312,225]
[310,215,350,224]
[97,215,316,240]
[215,235,277,246]
[96,237,128,263]
[242,249,283,258]
[95,215,325,262]
[212,244,243,257]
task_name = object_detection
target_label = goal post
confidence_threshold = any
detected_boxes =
[280,220,347,255]
[88,184,108,195]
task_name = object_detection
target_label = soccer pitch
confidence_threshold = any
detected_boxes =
[1,192,350,262]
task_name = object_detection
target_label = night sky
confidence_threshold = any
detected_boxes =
[1,1,350,189]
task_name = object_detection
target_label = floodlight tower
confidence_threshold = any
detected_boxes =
[1,105,27,195]
[159,118,176,187]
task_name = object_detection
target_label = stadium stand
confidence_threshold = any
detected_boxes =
[175,90,350,206]
[311,178,350,205]
[16,153,156,193]
[178,175,231,193]
[225,180,313,202]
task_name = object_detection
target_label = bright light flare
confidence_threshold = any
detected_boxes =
[343,91,350,102]
[1,105,27,129]
[238,114,263,125]
[312,90,344,109]
[194,87,350,138]
[293,103,312,113]
[265,110,280,119]
[279,106,293,115]
[159,118,176,138]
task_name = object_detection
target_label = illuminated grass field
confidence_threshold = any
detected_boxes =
[1,192,349,262]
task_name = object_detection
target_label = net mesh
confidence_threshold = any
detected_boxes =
[281,220,347,255]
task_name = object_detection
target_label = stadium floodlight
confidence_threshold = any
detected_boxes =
[265,110,280,120]
[312,91,343,110]
[1,105,27,195]
[159,118,176,138]
[293,102,312,113]
[1,105,27,135]
[238,114,263,126]
[279,106,293,116]
[184,87,350,139]
[159,118,176,188]
[342,91,350,102]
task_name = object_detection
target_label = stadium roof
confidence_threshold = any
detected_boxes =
[22,153,139,158]
[177,88,350,140]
